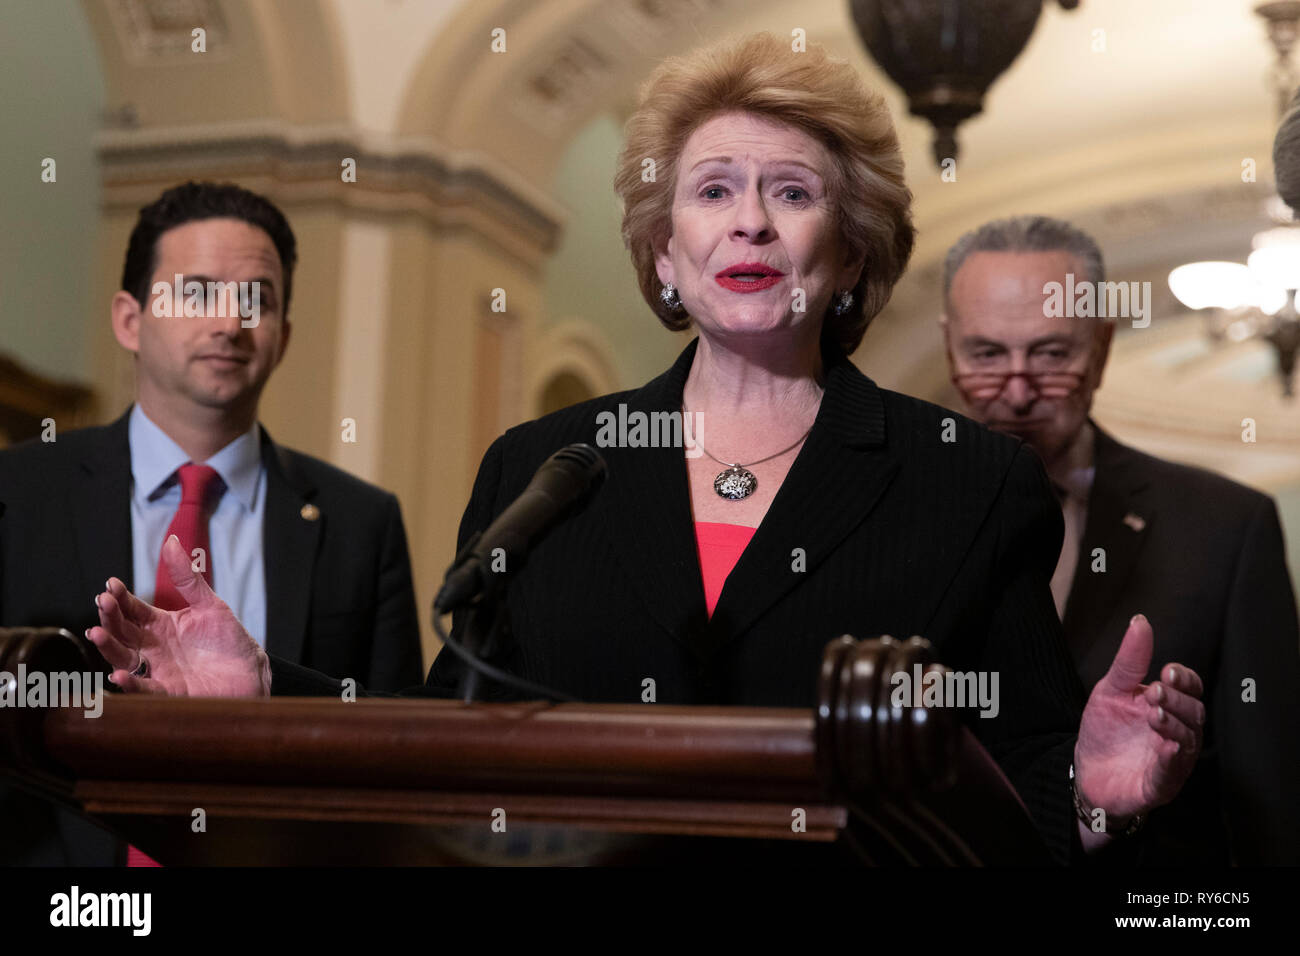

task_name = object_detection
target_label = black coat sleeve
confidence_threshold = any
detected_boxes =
[974,445,1086,865]
[425,434,522,697]
[269,652,457,698]
[1215,494,1300,864]
[270,655,350,696]
[362,494,424,691]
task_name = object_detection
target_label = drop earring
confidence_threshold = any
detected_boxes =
[660,283,683,312]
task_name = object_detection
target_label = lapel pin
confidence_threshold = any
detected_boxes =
[1122,512,1145,533]
[300,503,320,522]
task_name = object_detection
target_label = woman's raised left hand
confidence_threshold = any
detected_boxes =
[1075,613,1204,831]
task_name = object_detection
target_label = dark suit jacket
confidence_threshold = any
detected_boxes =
[0,407,423,863]
[1062,423,1300,864]
[414,339,1088,863]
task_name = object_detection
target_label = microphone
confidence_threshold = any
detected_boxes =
[434,443,607,613]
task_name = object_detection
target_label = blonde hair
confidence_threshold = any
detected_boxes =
[614,32,915,356]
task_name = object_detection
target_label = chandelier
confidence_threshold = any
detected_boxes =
[1168,2,1300,398]
[849,0,1081,168]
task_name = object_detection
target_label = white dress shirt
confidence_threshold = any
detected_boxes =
[1048,421,1096,621]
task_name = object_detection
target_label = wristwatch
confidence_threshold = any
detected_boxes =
[1069,762,1146,838]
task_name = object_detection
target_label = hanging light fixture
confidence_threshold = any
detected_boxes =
[849,0,1081,168]
[1167,2,1300,398]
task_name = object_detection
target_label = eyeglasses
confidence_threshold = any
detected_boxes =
[950,369,1086,401]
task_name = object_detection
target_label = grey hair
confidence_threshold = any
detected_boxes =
[943,215,1106,303]
[1275,87,1300,212]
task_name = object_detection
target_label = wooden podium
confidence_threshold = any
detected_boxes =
[0,627,1051,865]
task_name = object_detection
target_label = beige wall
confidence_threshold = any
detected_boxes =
[1,0,103,385]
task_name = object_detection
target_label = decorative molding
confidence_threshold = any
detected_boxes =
[604,0,731,47]
[96,124,567,269]
[1079,185,1278,249]
[512,36,616,133]
[105,0,230,64]
[503,0,739,138]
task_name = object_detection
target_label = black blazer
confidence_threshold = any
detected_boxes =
[0,409,422,689]
[420,339,1088,864]
[0,408,423,864]
[1062,423,1300,865]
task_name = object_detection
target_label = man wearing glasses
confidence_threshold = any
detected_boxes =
[939,215,1299,865]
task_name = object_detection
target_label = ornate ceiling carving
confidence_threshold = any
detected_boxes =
[96,125,565,269]
[106,0,229,64]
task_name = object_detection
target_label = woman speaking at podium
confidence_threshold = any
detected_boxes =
[90,33,1204,864]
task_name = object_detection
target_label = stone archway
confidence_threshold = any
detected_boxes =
[540,371,595,416]
[528,321,619,418]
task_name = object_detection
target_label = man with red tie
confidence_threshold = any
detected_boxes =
[0,182,423,864]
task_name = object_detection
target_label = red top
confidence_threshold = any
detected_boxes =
[694,522,757,617]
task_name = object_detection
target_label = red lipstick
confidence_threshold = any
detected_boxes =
[715,262,784,293]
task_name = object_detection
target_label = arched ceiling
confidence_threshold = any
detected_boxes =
[84,0,1300,484]
[389,0,1281,206]
[82,0,349,128]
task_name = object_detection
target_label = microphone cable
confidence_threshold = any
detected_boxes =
[431,604,579,703]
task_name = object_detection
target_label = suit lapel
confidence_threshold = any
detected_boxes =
[601,343,713,660]
[601,340,900,664]
[72,411,134,598]
[68,412,322,662]
[261,430,320,663]
[706,352,898,653]
[1061,423,1153,672]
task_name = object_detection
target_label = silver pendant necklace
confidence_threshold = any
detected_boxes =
[695,426,813,501]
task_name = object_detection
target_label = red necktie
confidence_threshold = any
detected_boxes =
[152,463,224,612]
[128,464,222,869]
